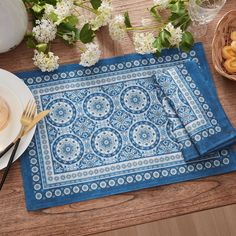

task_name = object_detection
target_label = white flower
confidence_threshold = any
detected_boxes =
[109,15,126,41]
[133,32,156,54]
[153,0,170,9]
[62,34,70,41]
[91,0,113,30]
[44,4,54,16]
[44,0,73,23]
[32,19,57,43]
[71,4,94,27]
[77,11,94,27]
[80,42,101,67]
[164,23,183,46]
[33,50,59,72]
[141,18,153,27]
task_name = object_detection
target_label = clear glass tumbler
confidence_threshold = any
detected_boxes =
[188,0,226,38]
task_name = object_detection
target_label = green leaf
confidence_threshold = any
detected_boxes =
[159,29,171,48]
[179,31,194,52]
[60,28,80,45]
[155,50,161,57]
[180,18,191,31]
[26,37,36,49]
[75,29,80,40]
[79,23,95,43]
[153,37,162,49]
[64,15,78,26]
[168,13,182,24]
[150,6,161,21]
[168,1,186,15]
[58,22,75,32]
[30,9,44,24]
[153,37,163,55]
[182,31,194,45]
[36,43,47,52]
[167,0,192,32]
[48,12,58,22]
[57,21,80,44]
[179,43,190,52]
[32,4,44,13]
[124,12,132,28]
[46,0,57,5]
[169,13,190,29]
[90,0,102,9]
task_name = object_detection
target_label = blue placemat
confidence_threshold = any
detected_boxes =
[17,43,236,211]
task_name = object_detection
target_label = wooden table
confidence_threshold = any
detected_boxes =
[1,1,236,235]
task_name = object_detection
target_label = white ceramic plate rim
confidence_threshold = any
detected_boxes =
[0,68,36,170]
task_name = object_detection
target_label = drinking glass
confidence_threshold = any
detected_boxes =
[188,0,226,38]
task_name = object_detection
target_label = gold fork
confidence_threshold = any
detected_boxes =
[17,100,37,139]
[0,100,36,190]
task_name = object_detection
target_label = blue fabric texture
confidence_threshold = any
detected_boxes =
[16,43,236,211]
[155,60,236,160]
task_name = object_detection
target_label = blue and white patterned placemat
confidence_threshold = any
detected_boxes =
[17,43,236,211]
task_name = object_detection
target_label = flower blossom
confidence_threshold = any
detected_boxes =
[133,32,156,54]
[80,42,101,67]
[153,0,170,9]
[44,0,74,23]
[33,50,59,72]
[109,15,126,41]
[164,23,183,46]
[91,0,113,30]
[32,19,57,43]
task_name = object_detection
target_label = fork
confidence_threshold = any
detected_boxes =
[0,100,36,190]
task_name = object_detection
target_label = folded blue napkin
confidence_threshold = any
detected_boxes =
[155,60,236,161]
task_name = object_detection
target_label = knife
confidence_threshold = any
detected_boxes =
[0,110,51,158]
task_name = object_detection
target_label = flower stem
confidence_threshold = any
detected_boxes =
[78,46,85,52]
[127,25,162,31]
[48,43,51,52]
[74,1,98,14]
[81,0,91,4]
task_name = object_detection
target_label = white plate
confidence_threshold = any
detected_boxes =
[0,86,23,151]
[0,69,36,170]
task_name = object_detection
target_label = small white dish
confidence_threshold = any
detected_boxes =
[0,69,36,170]
[0,86,23,152]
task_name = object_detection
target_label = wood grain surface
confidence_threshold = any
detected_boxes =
[96,204,236,236]
[1,1,236,235]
